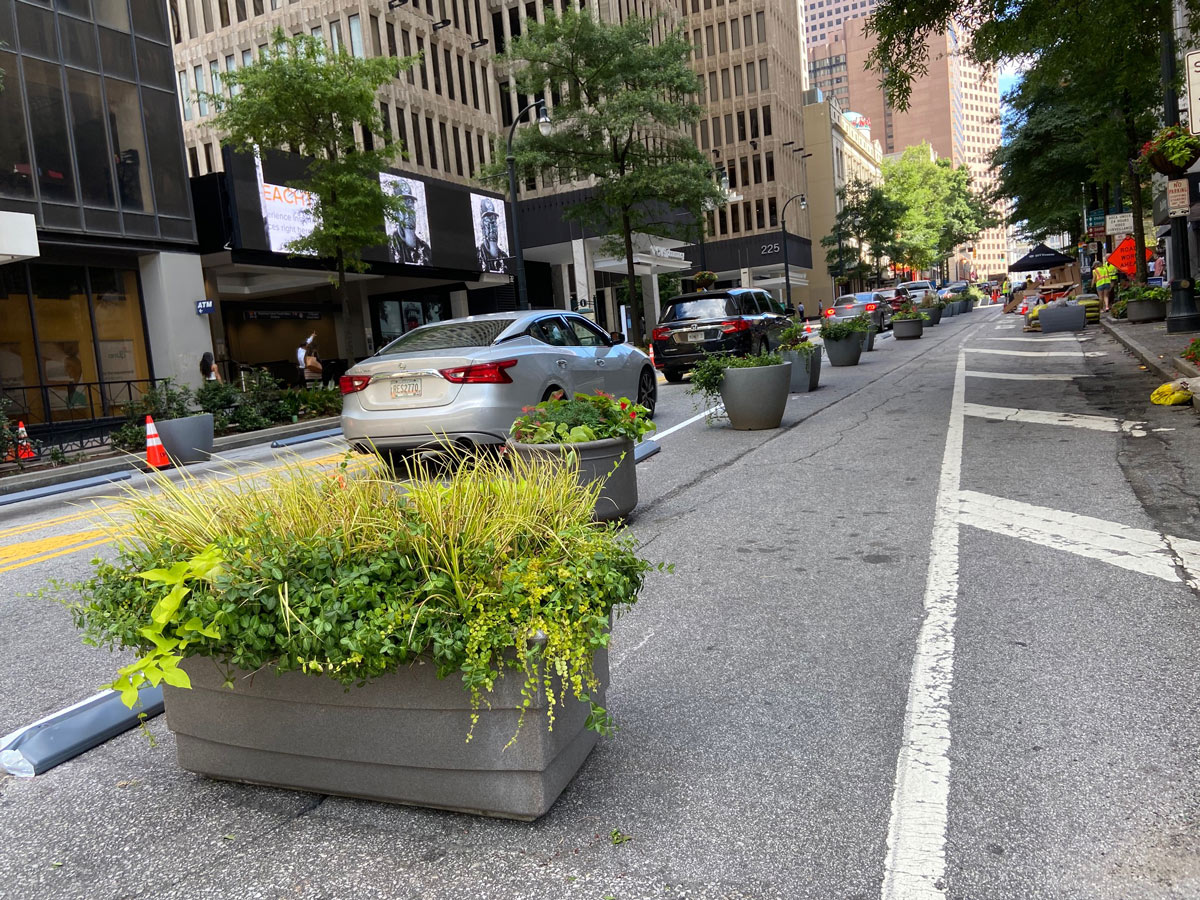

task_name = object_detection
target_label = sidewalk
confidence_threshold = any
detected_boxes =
[1099,316,1200,410]
[0,416,342,497]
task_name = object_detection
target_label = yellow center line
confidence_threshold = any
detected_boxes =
[0,537,118,575]
[0,529,116,567]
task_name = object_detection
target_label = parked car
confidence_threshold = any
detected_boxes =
[937,282,970,300]
[896,280,935,302]
[822,291,894,330]
[340,311,657,453]
[651,288,792,383]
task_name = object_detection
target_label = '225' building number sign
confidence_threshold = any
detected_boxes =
[760,242,781,255]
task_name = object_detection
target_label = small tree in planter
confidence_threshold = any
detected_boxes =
[891,303,926,339]
[779,324,822,392]
[688,352,791,429]
[819,317,870,366]
[508,391,656,521]
[61,452,659,820]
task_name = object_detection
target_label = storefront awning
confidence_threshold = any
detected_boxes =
[0,211,38,264]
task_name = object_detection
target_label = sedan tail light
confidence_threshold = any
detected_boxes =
[339,374,372,394]
[651,326,672,342]
[865,303,878,312]
[439,359,518,384]
[823,308,837,318]
[720,318,751,334]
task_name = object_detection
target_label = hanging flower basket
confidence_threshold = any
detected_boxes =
[694,270,718,291]
[1139,127,1200,177]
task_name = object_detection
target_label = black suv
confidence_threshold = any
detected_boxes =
[651,288,793,383]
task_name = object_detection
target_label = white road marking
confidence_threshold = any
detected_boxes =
[964,348,1106,358]
[965,371,1092,382]
[654,405,723,440]
[881,349,965,900]
[984,336,1092,343]
[957,490,1188,583]
[963,402,1147,435]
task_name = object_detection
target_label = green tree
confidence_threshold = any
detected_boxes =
[210,30,413,305]
[496,9,723,344]
[881,145,945,275]
[820,179,882,290]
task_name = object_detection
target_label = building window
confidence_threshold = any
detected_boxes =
[210,60,222,97]
[743,15,752,44]
[755,198,765,229]
[370,15,383,55]
[193,65,208,115]
[730,18,739,49]
[466,131,475,174]
[765,150,774,181]
[759,58,769,89]
[752,154,761,183]
[731,203,740,233]
[203,141,215,172]
[733,65,743,96]
[471,60,480,108]
[425,117,438,168]
[453,127,463,176]
[330,18,344,54]
[458,55,467,106]
[177,70,193,120]
[718,22,727,52]
[768,196,777,226]
[431,42,442,94]
[724,113,733,143]
[380,102,392,144]
[726,161,736,189]
[700,120,709,149]
[721,69,730,99]
[188,144,200,175]
[739,156,749,186]
[705,25,714,55]
[417,37,428,88]
[736,110,745,141]
[439,122,450,175]
[444,48,455,100]
[482,64,491,113]
[712,116,721,144]
[708,71,717,99]
[762,105,771,135]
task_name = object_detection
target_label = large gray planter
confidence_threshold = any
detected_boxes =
[509,437,636,521]
[922,306,943,325]
[155,413,214,464]
[719,362,791,429]
[860,324,878,351]
[893,318,924,340]
[165,653,607,821]
[781,346,822,392]
[823,335,864,367]
[1039,305,1088,333]
[1125,299,1168,323]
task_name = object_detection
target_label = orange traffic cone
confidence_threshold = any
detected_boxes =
[648,344,656,369]
[15,421,35,460]
[145,415,170,468]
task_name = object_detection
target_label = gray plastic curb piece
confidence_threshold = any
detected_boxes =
[271,427,343,448]
[0,686,164,777]
[634,440,660,462]
[0,471,133,507]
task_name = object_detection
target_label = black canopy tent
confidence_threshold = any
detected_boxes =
[1008,243,1075,272]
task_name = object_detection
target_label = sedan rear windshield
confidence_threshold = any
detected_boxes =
[377,319,516,355]
[660,297,738,321]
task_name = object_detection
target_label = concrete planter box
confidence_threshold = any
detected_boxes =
[922,306,943,325]
[893,318,924,340]
[1039,305,1088,333]
[720,362,791,429]
[1125,299,1168,323]
[781,345,822,392]
[509,437,636,521]
[823,335,864,367]
[165,653,607,821]
[155,413,214,464]
[860,324,877,351]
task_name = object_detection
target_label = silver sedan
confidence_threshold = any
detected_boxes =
[822,291,894,330]
[340,311,657,452]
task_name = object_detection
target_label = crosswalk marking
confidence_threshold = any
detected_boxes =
[964,348,1106,358]
[983,336,1092,343]
[963,402,1147,435]
[965,371,1092,382]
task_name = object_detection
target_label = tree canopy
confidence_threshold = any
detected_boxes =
[497,9,723,344]
[210,30,413,303]
[820,178,902,289]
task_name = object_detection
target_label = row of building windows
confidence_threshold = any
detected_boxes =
[682,0,744,15]
[700,58,771,102]
[705,194,780,237]
[697,105,773,148]
[691,12,768,58]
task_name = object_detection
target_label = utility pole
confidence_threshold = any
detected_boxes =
[1161,3,1200,331]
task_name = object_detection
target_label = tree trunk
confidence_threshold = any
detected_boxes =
[1128,167,1148,283]
[336,246,348,309]
[621,211,645,346]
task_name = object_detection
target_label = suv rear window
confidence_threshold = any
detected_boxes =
[377,319,515,354]
[661,296,738,321]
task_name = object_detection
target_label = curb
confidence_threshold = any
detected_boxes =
[1099,318,1199,416]
[0,416,343,497]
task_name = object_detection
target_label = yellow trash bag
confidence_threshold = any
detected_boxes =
[1151,379,1193,405]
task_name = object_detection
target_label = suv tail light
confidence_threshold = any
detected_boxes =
[439,359,518,384]
[720,318,751,334]
[651,326,672,342]
[865,302,877,312]
[339,374,372,394]
[823,308,837,318]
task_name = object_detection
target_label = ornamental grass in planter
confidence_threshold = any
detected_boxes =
[688,352,791,429]
[508,390,655,522]
[61,451,658,819]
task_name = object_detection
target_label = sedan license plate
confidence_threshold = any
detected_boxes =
[683,330,707,343]
[390,377,422,399]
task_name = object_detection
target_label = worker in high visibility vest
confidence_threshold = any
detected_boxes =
[1002,277,1011,303]
[1094,260,1117,312]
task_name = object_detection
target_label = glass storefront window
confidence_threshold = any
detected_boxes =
[31,264,99,421]
[106,77,150,211]
[91,268,151,414]
[66,69,117,208]
[0,52,34,199]
[0,266,41,423]
[22,58,78,204]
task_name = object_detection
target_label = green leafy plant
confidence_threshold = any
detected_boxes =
[779,323,818,352]
[1120,283,1169,303]
[965,286,987,305]
[891,303,927,321]
[510,391,655,444]
[1111,298,1128,319]
[694,270,718,289]
[1182,338,1200,365]
[687,352,782,409]
[194,380,240,431]
[62,451,660,741]
[1138,125,1200,174]
[819,315,871,341]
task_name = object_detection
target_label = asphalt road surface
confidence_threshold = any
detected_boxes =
[2,306,1198,899]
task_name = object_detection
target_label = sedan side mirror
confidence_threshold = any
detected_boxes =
[609,331,626,344]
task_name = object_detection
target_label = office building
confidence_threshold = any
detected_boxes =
[0,0,209,444]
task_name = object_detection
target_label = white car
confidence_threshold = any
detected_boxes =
[340,311,657,453]
[896,280,935,302]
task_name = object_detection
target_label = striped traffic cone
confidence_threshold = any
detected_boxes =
[145,415,170,468]
[16,421,35,460]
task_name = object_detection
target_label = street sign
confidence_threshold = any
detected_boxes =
[1107,236,1153,277]
[1168,178,1191,217]
[1188,50,1200,135]
[1088,225,1106,241]
[1105,212,1135,236]
[196,299,214,315]
[1086,209,1105,228]
[1148,276,1166,287]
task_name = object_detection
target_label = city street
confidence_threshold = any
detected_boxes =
[2,307,1199,899]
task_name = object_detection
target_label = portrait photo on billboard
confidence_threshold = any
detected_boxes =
[381,173,433,266]
[469,192,509,273]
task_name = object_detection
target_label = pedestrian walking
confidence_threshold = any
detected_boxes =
[199,351,220,382]
[1094,259,1117,311]
[301,340,323,385]
[1153,254,1166,278]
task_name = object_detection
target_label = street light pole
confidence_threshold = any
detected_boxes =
[506,99,552,311]
[1160,12,1200,332]
[780,192,807,313]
